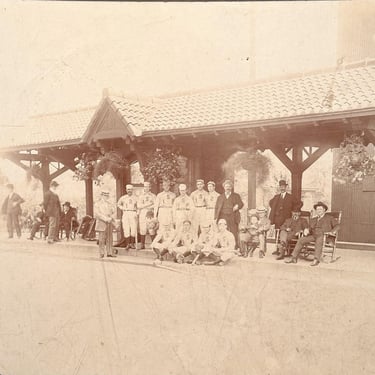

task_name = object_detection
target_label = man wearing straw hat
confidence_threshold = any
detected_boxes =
[95,188,116,258]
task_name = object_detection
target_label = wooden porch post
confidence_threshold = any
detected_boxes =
[41,159,51,193]
[291,146,303,202]
[247,169,256,209]
[85,178,93,216]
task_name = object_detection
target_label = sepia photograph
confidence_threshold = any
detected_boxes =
[0,1,375,374]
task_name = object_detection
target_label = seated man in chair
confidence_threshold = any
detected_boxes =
[60,202,77,240]
[275,202,308,260]
[285,201,339,266]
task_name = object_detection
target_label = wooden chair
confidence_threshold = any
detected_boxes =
[299,211,342,263]
[274,211,311,256]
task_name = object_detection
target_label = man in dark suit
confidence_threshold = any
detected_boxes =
[28,203,48,240]
[60,202,78,240]
[43,180,61,244]
[286,201,340,266]
[269,180,294,230]
[1,183,24,238]
[214,179,244,249]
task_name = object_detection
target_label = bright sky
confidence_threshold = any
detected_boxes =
[0,1,338,126]
[0,0,340,194]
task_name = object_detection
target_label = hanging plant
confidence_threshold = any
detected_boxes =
[222,149,271,185]
[73,151,99,181]
[141,147,181,186]
[334,133,375,183]
[26,163,43,182]
[93,151,129,180]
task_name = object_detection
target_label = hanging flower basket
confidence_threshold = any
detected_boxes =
[73,151,98,181]
[334,134,375,183]
[222,149,271,185]
[93,151,129,180]
[141,147,181,186]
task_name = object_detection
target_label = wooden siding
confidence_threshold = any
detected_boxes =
[332,177,375,243]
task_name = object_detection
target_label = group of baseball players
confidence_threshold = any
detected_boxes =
[95,179,240,265]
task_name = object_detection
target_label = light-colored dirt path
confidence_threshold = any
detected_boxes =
[0,238,374,375]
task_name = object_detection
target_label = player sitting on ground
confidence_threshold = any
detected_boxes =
[151,223,176,263]
[189,223,213,265]
[169,220,197,264]
[204,218,236,266]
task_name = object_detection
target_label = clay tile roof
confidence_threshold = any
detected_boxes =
[2,107,96,150]
[108,63,375,134]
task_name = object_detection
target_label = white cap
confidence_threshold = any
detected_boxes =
[144,182,151,187]
[126,184,133,190]
[179,184,187,190]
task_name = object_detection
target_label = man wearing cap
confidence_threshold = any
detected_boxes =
[172,184,195,232]
[137,182,156,249]
[269,180,294,230]
[286,201,339,266]
[208,218,236,265]
[1,183,24,239]
[205,181,219,230]
[43,180,62,244]
[95,189,116,258]
[275,202,308,260]
[60,202,78,240]
[170,220,197,264]
[151,223,176,262]
[190,179,208,235]
[117,184,138,249]
[154,180,176,227]
[214,180,244,249]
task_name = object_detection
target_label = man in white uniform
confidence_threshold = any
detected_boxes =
[205,181,219,230]
[190,179,209,235]
[172,184,195,232]
[137,182,156,249]
[154,180,176,227]
[117,184,137,249]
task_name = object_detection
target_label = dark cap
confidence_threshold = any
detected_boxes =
[292,201,303,212]
[63,201,71,207]
[50,181,59,188]
[279,180,288,186]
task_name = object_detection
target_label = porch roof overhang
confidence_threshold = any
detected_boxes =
[1,59,375,155]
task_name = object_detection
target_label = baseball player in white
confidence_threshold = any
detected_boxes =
[172,184,195,232]
[205,181,219,230]
[154,180,176,227]
[137,182,156,249]
[117,184,137,249]
[190,179,208,235]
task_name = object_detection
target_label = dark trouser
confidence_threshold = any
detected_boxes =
[30,222,42,239]
[292,234,324,260]
[47,216,60,241]
[278,231,297,255]
[7,212,21,238]
[218,213,239,248]
[61,222,71,239]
